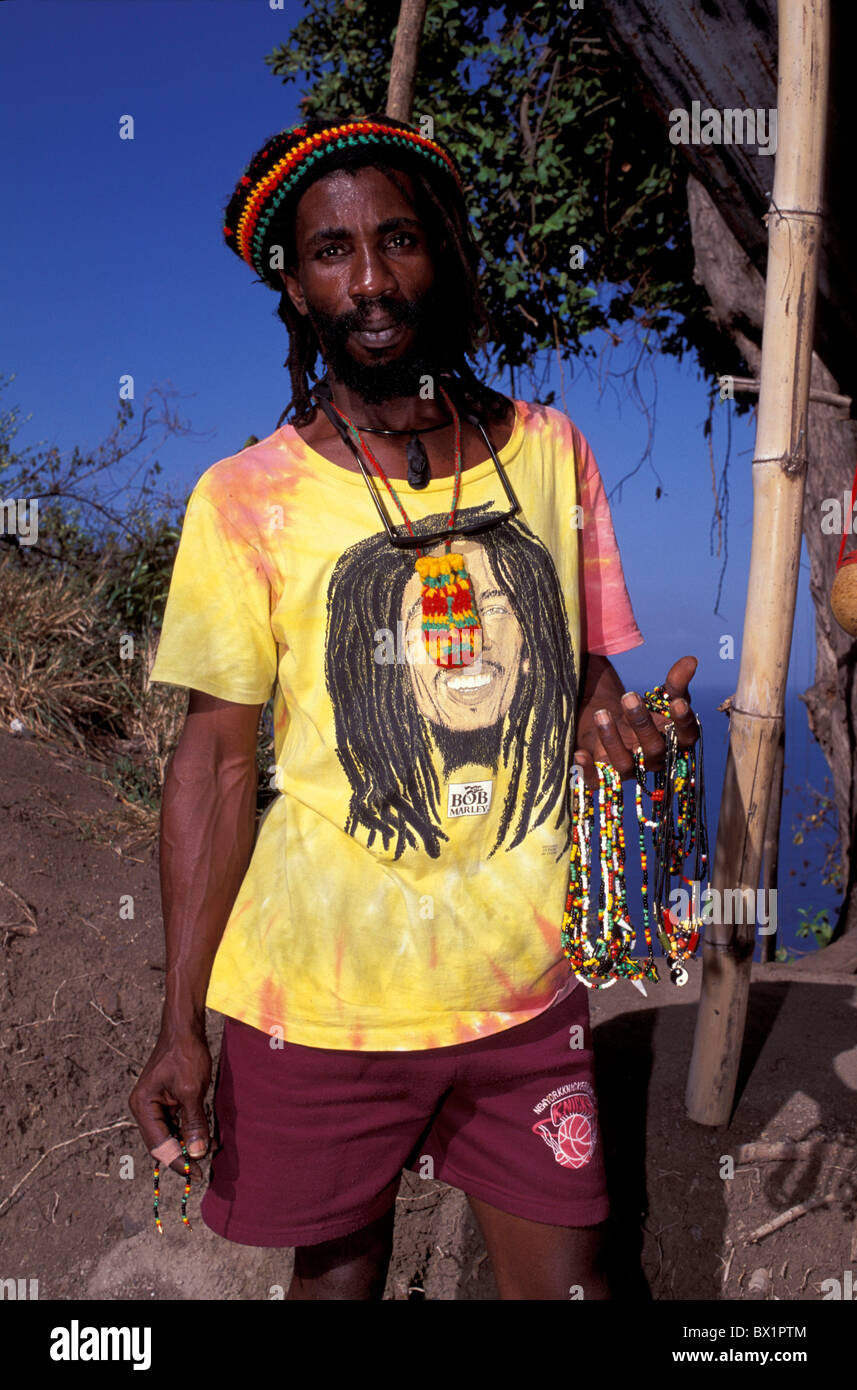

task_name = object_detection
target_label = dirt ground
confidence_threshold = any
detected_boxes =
[1,725,855,1302]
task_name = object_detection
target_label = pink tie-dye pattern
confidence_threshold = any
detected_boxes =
[258,977,287,1039]
[571,424,643,656]
[202,431,313,546]
[516,406,642,657]
[487,958,560,1015]
[334,926,346,992]
[532,905,561,952]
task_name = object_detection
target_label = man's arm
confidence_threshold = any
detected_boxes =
[129,690,264,1173]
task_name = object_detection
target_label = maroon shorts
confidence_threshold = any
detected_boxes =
[200,983,608,1247]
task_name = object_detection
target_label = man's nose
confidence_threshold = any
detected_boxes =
[348,241,398,302]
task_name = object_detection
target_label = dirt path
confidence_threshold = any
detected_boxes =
[1,727,855,1301]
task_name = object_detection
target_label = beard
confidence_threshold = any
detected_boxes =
[305,283,449,404]
[429,718,503,778]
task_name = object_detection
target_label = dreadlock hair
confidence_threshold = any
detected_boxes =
[221,114,509,430]
[323,502,579,862]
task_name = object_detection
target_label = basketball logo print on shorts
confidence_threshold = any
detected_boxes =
[531,1081,598,1169]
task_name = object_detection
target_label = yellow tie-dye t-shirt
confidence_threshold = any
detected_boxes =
[149,399,643,1050]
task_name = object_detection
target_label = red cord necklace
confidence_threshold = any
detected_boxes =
[328,384,483,668]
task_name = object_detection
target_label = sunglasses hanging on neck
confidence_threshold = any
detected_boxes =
[310,377,521,549]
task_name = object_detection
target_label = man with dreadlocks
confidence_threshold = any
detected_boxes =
[130,116,701,1299]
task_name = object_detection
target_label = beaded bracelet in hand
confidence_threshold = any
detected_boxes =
[561,686,709,990]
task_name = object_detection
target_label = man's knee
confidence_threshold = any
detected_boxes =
[289,1206,395,1299]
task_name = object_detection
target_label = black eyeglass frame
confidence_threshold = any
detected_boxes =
[311,387,522,550]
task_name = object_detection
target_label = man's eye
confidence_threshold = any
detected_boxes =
[317,245,344,258]
[387,233,415,249]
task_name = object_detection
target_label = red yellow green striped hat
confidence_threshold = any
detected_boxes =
[222,115,466,290]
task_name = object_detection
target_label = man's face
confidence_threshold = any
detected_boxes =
[280,166,446,402]
[401,539,528,733]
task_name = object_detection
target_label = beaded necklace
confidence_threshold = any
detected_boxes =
[326,384,484,668]
[562,686,709,991]
[153,1140,191,1233]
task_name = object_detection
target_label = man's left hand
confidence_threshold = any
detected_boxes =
[573,655,700,791]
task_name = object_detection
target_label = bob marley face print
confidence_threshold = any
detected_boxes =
[323,503,578,861]
[401,537,528,738]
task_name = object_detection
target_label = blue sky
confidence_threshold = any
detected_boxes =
[2,0,820,708]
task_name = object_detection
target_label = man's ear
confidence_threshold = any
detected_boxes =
[278,267,308,317]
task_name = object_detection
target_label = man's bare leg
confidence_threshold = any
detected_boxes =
[467,1194,611,1300]
[286,1204,396,1300]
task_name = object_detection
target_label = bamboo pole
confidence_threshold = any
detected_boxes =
[685,0,829,1125]
[759,725,785,963]
[386,0,429,122]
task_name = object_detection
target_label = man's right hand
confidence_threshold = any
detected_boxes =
[128,1025,212,1180]
[132,691,264,1182]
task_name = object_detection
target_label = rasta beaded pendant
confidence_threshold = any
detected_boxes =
[561,687,710,991]
[329,385,483,668]
[415,553,482,667]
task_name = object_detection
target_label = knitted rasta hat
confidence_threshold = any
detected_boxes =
[222,115,468,291]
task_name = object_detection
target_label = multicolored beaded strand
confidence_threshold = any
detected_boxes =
[153,1160,163,1235]
[181,1143,192,1229]
[562,686,709,989]
[152,1141,192,1233]
[637,686,709,984]
[561,762,656,989]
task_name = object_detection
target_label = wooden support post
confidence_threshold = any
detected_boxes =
[685,0,830,1125]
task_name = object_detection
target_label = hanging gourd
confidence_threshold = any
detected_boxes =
[830,462,857,636]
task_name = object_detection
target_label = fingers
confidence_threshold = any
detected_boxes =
[572,749,598,791]
[619,693,666,770]
[660,656,700,748]
[574,661,703,790]
[663,654,699,700]
[669,695,701,751]
[592,702,649,780]
[576,695,663,785]
[151,1136,183,1166]
[609,692,699,762]
[180,1100,211,1166]
[641,653,703,754]
[129,1086,208,1181]
[129,1085,178,1162]
[149,1134,204,1182]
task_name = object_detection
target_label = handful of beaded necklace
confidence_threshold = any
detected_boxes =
[561,686,709,990]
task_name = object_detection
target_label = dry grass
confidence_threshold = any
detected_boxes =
[0,548,187,841]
